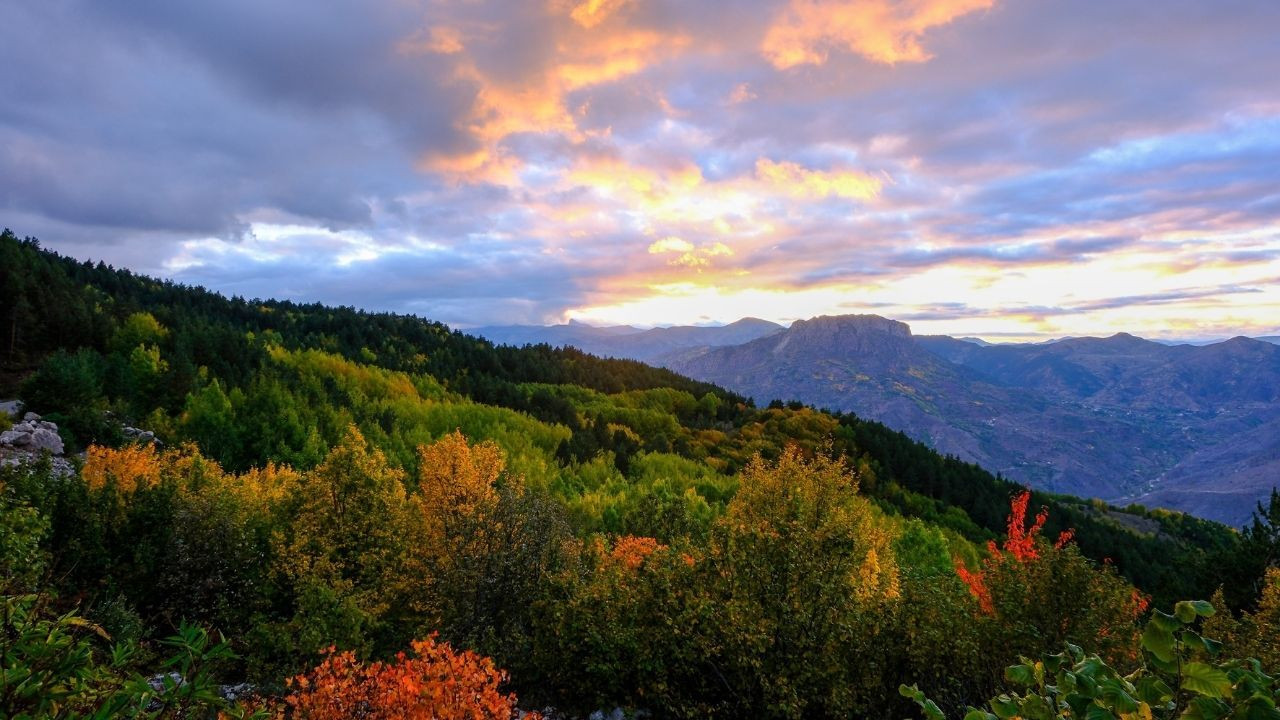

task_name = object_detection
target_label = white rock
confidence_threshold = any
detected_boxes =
[22,412,40,422]
[29,428,64,455]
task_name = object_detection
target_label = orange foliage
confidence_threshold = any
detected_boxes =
[956,561,993,614]
[82,443,163,493]
[608,535,666,570]
[417,430,507,524]
[283,633,531,720]
[961,490,1073,614]
[995,490,1048,562]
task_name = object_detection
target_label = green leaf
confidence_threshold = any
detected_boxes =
[1066,694,1094,716]
[1098,678,1139,714]
[1181,662,1233,699]
[1006,664,1037,687]
[990,695,1020,719]
[1151,610,1181,632]
[1188,600,1216,618]
[963,710,997,720]
[900,684,946,720]
[1142,622,1177,663]
[1175,601,1199,623]
[1178,696,1230,720]
[1019,694,1055,720]
[1133,675,1174,705]
[1232,694,1280,720]
[1084,705,1117,720]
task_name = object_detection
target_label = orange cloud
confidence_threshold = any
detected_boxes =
[755,158,884,200]
[566,0,632,28]
[648,237,734,269]
[728,82,758,104]
[422,21,687,183]
[762,0,996,67]
[398,25,464,55]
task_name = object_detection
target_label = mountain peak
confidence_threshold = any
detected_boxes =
[790,314,912,338]
[727,317,784,330]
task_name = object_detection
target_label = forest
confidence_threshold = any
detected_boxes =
[3,228,1280,719]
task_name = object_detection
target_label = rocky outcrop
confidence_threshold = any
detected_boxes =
[123,425,162,446]
[1,412,66,455]
[0,411,75,478]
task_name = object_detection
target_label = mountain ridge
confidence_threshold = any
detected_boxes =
[484,313,1280,526]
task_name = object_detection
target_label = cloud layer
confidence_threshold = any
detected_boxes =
[3,0,1278,339]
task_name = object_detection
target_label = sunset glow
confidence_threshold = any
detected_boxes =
[4,0,1278,339]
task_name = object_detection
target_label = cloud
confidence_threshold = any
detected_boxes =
[648,237,695,254]
[761,0,996,67]
[399,26,465,55]
[755,158,884,201]
[3,0,1279,337]
[567,0,634,28]
[648,237,734,269]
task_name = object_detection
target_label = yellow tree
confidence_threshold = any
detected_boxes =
[278,426,411,657]
[415,430,508,545]
[1207,568,1280,671]
[409,430,566,670]
[711,445,900,718]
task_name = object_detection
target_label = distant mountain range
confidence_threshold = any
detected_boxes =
[473,315,1280,526]
[473,317,784,363]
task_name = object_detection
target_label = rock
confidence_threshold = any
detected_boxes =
[147,672,185,693]
[219,682,255,702]
[0,430,20,445]
[122,426,161,446]
[8,431,32,446]
[29,428,64,455]
[14,421,34,434]
[22,412,40,422]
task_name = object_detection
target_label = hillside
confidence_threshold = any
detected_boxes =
[647,316,1278,527]
[916,331,1280,524]
[471,317,1280,524]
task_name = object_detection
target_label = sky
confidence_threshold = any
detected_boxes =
[3,0,1279,340]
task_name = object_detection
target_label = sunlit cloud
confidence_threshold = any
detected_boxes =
[761,0,996,67]
[565,0,633,28]
[648,236,734,269]
[755,158,885,201]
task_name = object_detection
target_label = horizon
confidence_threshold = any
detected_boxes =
[466,312,1278,346]
[5,1,1279,340]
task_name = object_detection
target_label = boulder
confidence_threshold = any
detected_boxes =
[22,412,40,422]
[29,428,64,455]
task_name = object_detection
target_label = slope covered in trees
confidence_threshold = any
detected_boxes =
[2,228,1277,717]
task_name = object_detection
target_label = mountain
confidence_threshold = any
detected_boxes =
[473,317,784,363]
[668,315,1280,526]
